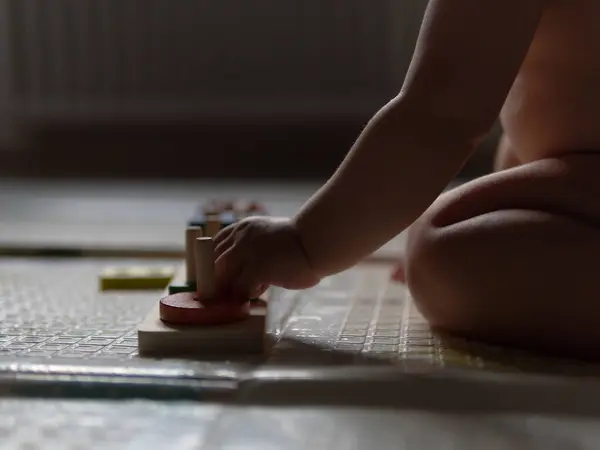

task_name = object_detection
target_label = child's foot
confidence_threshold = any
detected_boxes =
[391,257,406,283]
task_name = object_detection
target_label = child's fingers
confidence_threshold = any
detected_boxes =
[235,272,262,300]
[214,247,243,293]
[231,257,266,299]
[214,232,235,259]
[214,225,235,245]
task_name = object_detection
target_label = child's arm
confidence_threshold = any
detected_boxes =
[214,0,548,295]
[294,0,547,277]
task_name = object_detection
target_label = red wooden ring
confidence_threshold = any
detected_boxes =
[159,292,250,326]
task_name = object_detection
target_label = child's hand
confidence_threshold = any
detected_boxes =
[214,216,321,298]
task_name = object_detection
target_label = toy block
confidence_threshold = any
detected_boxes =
[137,302,267,357]
[168,284,269,299]
[100,266,176,291]
[190,200,267,225]
[138,261,270,357]
[185,226,203,284]
[187,212,237,235]
[166,224,210,296]
[194,237,216,300]
[204,215,221,238]
[187,213,206,228]
[138,270,299,360]
[168,282,196,295]
[219,212,237,228]
[137,198,293,358]
[200,199,234,215]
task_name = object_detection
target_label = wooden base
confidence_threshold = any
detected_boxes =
[137,265,274,358]
[137,301,268,357]
[136,199,300,359]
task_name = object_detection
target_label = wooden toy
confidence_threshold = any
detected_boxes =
[100,266,176,291]
[137,199,294,358]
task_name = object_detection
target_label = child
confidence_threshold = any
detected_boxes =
[215,0,600,360]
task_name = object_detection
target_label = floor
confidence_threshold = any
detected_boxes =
[1,178,600,449]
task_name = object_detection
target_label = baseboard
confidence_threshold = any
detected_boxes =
[0,119,499,180]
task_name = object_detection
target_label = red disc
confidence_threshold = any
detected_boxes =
[246,201,266,213]
[222,200,235,211]
[159,292,250,326]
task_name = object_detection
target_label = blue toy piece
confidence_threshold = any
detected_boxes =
[219,212,236,229]
[187,212,206,228]
[187,211,238,231]
[168,282,196,295]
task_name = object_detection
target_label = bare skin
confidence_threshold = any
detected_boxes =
[215,0,600,359]
[494,134,521,172]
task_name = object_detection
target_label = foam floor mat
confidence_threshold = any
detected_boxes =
[271,264,600,377]
[1,257,600,380]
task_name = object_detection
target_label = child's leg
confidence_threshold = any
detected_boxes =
[392,133,519,284]
[391,258,406,283]
[405,152,600,360]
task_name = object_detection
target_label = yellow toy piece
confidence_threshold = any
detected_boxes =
[100,266,176,291]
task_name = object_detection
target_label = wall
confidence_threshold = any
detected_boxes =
[0,0,495,178]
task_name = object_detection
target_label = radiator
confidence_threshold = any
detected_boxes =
[2,0,427,124]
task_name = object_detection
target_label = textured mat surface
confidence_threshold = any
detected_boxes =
[0,258,163,361]
[3,258,600,448]
[273,267,600,376]
[1,257,599,377]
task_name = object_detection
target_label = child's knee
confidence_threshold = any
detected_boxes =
[405,207,507,338]
[405,216,473,330]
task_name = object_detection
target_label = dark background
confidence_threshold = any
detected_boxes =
[0,0,498,181]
